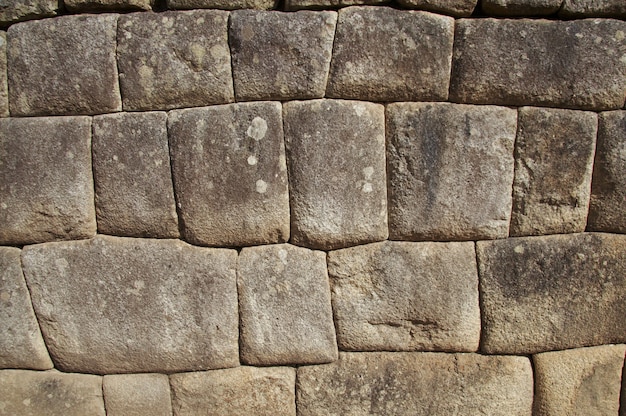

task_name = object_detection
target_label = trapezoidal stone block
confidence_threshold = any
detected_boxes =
[0,116,96,245]
[395,0,477,17]
[283,99,387,250]
[326,6,454,102]
[7,14,121,116]
[21,235,239,374]
[481,0,562,16]
[0,0,58,27]
[65,0,152,11]
[168,102,289,247]
[560,0,626,17]
[167,0,276,9]
[103,374,173,416]
[387,102,516,241]
[450,18,626,111]
[0,32,7,117]
[478,233,626,354]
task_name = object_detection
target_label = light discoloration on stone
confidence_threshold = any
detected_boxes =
[65,0,152,11]
[481,0,562,16]
[103,374,173,416]
[396,0,477,17]
[560,0,626,17]
[0,0,58,26]
[168,0,276,9]
[0,32,7,117]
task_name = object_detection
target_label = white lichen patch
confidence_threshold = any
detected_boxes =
[246,117,268,141]
[256,179,268,194]
[247,155,258,166]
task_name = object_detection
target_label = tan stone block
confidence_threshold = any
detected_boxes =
[482,0,561,16]
[103,374,172,416]
[168,0,276,9]
[560,0,626,17]
[0,0,58,26]
[65,0,152,11]
[285,0,386,11]
[396,0,477,17]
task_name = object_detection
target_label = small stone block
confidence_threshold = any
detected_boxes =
[0,0,58,27]
[560,0,626,17]
[65,0,152,11]
[103,374,172,416]
[285,0,387,10]
[481,0,562,16]
[0,32,7,117]
[167,0,277,9]
[396,0,477,17]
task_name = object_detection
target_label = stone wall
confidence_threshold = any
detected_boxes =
[0,0,625,414]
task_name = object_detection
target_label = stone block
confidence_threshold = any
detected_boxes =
[21,235,239,374]
[0,32,7,117]
[117,10,233,111]
[65,0,152,11]
[450,18,626,111]
[103,374,172,416]
[167,0,276,9]
[560,0,626,17]
[396,0,477,17]
[481,0,562,16]
[511,107,598,236]
[229,10,336,101]
[297,352,533,415]
[478,233,626,354]
[387,102,516,241]
[7,14,121,116]
[326,6,454,102]
[327,241,480,352]
[93,112,179,238]
[0,116,96,245]
[169,102,289,247]
[285,0,386,10]
[283,99,387,250]
[171,367,296,415]
[0,0,58,27]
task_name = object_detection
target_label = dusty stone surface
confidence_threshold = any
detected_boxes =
[0,32,7,117]
[560,0,626,17]
[103,374,172,416]
[7,14,121,116]
[478,233,626,354]
[326,6,454,102]
[93,112,179,238]
[0,117,96,245]
[0,0,58,26]
[285,0,387,10]
[327,241,480,352]
[450,18,626,111]
[65,0,152,11]
[169,102,289,247]
[297,352,533,415]
[168,0,276,9]
[229,10,336,101]
[117,10,233,111]
[283,99,387,250]
[238,244,337,365]
[396,0,477,17]
[171,367,296,415]
[21,235,239,374]
[481,0,562,15]
[387,102,516,241]
[511,107,598,236]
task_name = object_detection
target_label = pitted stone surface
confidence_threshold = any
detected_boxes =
[117,10,233,111]
[560,0,626,17]
[285,0,386,10]
[229,10,336,101]
[0,0,58,26]
[387,102,516,241]
[21,236,239,374]
[7,14,121,116]
[327,241,480,352]
[481,0,562,16]
[284,99,387,250]
[169,102,289,247]
[103,374,172,416]
[511,107,597,236]
[0,32,7,117]
[450,18,626,111]
[478,233,626,354]
[65,0,152,11]
[396,0,477,17]
[168,0,276,9]
[297,353,533,416]
[93,112,179,238]
[326,6,454,102]
[0,116,96,245]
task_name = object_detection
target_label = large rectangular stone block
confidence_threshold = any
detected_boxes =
[481,0,561,16]
[65,0,152,11]
[0,32,7,117]
[396,0,477,17]
[0,0,58,27]
[103,374,172,416]
[560,0,626,17]
[168,0,276,9]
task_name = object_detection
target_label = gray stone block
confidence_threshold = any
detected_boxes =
[169,102,289,247]
[0,32,7,117]
[396,0,477,17]
[560,0,626,17]
[0,116,96,245]
[0,0,58,27]
[21,236,239,374]
[284,99,387,250]
[481,0,562,16]
[387,102,516,241]
[103,374,172,416]
[65,0,152,11]
[326,6,454,102]
[285,0,387,10]
[167,0,276,9]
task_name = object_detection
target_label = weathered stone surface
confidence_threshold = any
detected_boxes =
[511,107,598,236]
[285,0,386,10]
[65,0,152,11]
[450,19,626,111]
[168,0,276,9]
[103,374,172,416]
[0,117,96,245]
[0,0,58,27]
[93,112,179,238]
[326,7,454,102]
[7,14,121,116]
[387,102,516,241]
[481,0,561,16]
[533,344,626,416]
[560,0,626,17]
[229,10,336,101]
[171,367,296,415]
[284,99,387,250]
[238,244,337,365]
[588,111,626,233]
[0,32,7,117]
[478,233,626,354]
[396,0,477,17]
[327,241,480,352]
[21,236,239,374]
[117,10,233,111]
[297,352,533,415]
[169,102,289,247]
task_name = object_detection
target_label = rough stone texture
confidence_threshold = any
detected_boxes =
[93,112,179,238]
[65,0,152,11]
[7,14,121,116]
[117,10,233,111]
[285,0,387,10]
[478,233,626,354]
[0,117,96,245]
[171,367,296,415]
[21,236,239,374]
[560,0,626,17]
[0,32,7,117]
[326,7,454,102]
[229,10,336,101]
[481,0,562,16]
[450,19,626,111]
[297,352,533,415]
[168,0,276,9]
[0,0,58,27]
[169,102,289,247]
[284,99,387,250]
[396,0,477,17]
[327,241,480,352]
[511,107,598,236]
[238,244,337,365]
[103,374,172,416]
[387,102,516,241]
